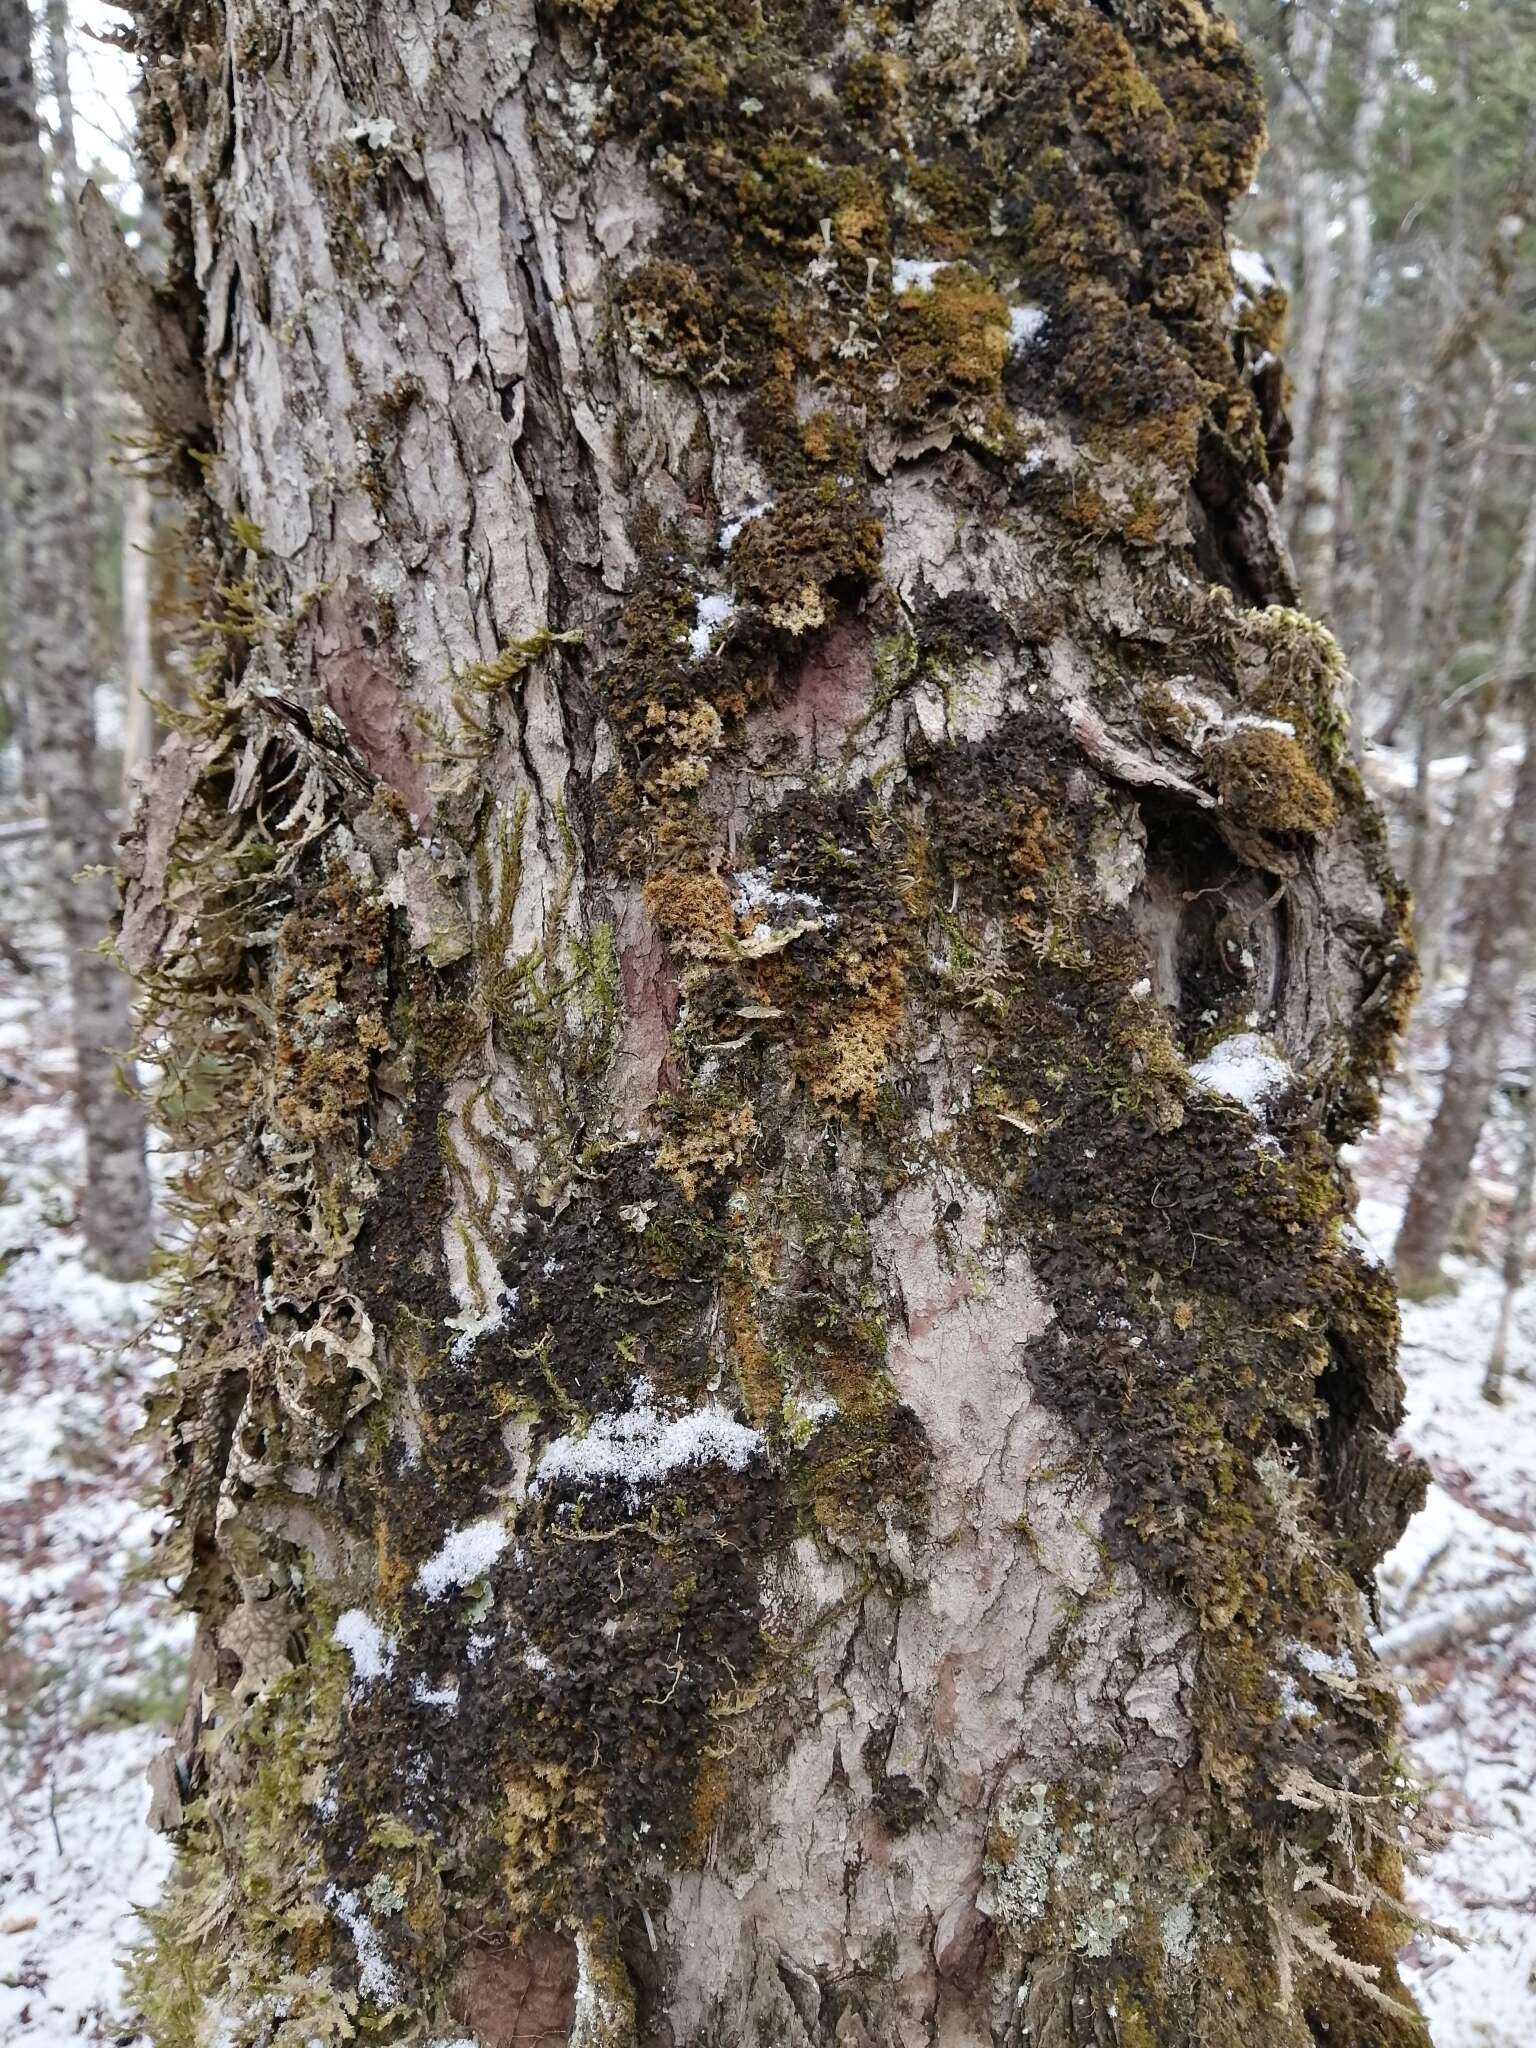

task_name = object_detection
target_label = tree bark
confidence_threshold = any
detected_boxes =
[1396,699,1536,1293]
[0,0,153,1279]
[1291,0,1395,622]
[1279,0,1336,500]
[1415,470,1536,994]
[1483,1014,1536,1404]
[118,3,1426,2044]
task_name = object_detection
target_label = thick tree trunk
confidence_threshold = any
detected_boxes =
[118,4,1425,2045]
[1396,702,1536,1294]
[0,0,154,1279]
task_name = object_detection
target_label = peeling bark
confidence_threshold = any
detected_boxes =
[117,3,1425,2045]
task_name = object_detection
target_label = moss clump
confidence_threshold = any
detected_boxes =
[725,482,884,636]
[271,867,391,1141]
[1208,725,1338,835]
[888,266,1012,414]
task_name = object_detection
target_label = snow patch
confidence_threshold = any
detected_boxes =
[1230,244,1275,293]
[532,1380,765,1503]
[688,591,736,659]
[1188,1033,1293,1115]
[1008,304,1047,354]
[334,1608,395,1683]
[329,1888,401,2005]
[891,256,946,292]
[413,1675,461,1709]
[719,500,771,551]
[415,1516,511,1600]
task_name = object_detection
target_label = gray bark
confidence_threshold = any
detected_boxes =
[1396,698,1536,1292]
[0,0,153,1279]
[121,458,156,794]
[1416,472,1536,993]
[115,3,1425,2044]
[1378,1578,1536,1664]
[1291,1,1395,622]
[1280,2,1337,497]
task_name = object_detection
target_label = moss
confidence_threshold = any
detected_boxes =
[1208,725,1338,835]
[725,481,884,636]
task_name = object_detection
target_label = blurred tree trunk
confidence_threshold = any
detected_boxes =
[1483,1036,1536,1404]
[1291,1,1395,619]
[1280,0,1336,496]
[120,459,156,793]
[1396,700,1536,1294]
[117,3,1426,2044]
[0,0,152,1278]
[1416,476,1536,993]
[1406,359,1505,919]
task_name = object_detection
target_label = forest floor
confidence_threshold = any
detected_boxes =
[0,848,1533,2044]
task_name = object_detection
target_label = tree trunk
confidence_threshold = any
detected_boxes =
[1279,1,1336,500]
[1396,699,1536,1294]
[117,4,1427,2044]
[0,0,153,1279]
[1416,473,1536,993]
[1291,0,1395,621]
[1482,1011,1536,1403]
[121,459,157,794]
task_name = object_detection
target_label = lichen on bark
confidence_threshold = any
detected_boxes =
[118,1,1426,2044]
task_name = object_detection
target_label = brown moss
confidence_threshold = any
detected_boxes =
[726,481,884,636]
[1209,725,1338,835]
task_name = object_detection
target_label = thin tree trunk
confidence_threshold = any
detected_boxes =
[1378,1578,1536,1664]
[0,0,153,1278]
[111,3,1427,2042]
[1282,1,1338,498]
[121,459,156,795]
[44,0,108,677]
[1418,475,1536,992]
[1483,1022,1536,1403]
[1406,362,1505,916]
[1396,699,1536,1293]
[1292,1,1395,619]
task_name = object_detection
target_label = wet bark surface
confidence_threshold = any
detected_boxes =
[114,3,1426,2044]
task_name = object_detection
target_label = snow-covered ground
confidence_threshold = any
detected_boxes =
[0,853,188,2047]
[1350,985,1536,2045]
[0,841,1533,2043]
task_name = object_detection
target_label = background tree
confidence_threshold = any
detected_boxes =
[108,2,1428,2044]
[0,0,152,1279]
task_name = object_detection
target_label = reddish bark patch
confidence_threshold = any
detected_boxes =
[936,1906,994,1995]
[318,594,431,823]
[762,617,873,751]
[618,925,682,1109]
[450,1933,579,2047]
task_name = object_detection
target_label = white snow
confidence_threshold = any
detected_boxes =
[532,1381,765,1503]
[688,591,737,658]
[329,1888,401,2005]
[891,256,946,293]
[1008,304,1047,354]
[1230,244,1276,293]
[412,1675,461,1709]
[334,1607,395,1682]
[1187,1032,1294,1113]
[719,500,772,551]
[415,1515,511,1600]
